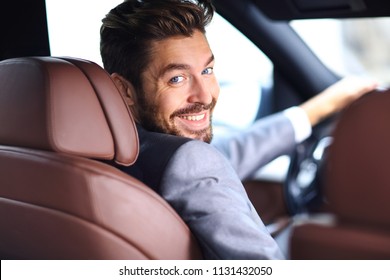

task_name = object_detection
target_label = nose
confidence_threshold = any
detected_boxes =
[188,77,215,105]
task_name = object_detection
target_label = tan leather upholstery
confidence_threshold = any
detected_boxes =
[290,90,390,259]
[0,57,202,259]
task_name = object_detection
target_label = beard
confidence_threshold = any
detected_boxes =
[138,97,216,143]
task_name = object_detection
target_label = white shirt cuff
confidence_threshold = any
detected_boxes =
[283,106,312,143]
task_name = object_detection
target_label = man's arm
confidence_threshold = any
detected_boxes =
[300,76,378,126]
[160,140,285,260]
[212,112,296,180]
[212,76,378,180]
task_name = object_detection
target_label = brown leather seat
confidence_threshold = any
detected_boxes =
[290,90,390,259]
[0,56,202,259]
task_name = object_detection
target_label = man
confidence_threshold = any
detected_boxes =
[100,0,377,259]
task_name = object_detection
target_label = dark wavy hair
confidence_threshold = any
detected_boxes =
[100,0,215,95]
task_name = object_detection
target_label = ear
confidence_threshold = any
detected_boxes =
[111,73,140,122]
[111,73,137,106]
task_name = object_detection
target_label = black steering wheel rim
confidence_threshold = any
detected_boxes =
[283,117,336,215]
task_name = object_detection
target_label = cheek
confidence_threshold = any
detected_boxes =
[155,94,183,119]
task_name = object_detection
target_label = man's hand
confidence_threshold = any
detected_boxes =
[300,76,379,126]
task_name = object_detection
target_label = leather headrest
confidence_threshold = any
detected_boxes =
[325,89,390,228]
[0,57,138,166]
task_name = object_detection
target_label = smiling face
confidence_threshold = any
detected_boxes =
[135,30,220,143]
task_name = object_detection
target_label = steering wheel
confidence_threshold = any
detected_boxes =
[283,118,336,215]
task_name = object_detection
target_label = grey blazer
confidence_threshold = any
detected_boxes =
[121,112,295,259]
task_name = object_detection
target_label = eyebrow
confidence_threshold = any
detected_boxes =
[159,54,215,77]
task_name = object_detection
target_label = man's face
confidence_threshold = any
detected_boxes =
[137,30,220,143]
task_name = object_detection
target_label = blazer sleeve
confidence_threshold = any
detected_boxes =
[159,140,285,260]
[211,111,296,180]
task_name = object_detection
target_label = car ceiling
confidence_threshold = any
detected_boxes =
[252,0,390,20]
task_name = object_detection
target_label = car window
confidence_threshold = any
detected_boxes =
[206,14,273,132]
[45,0,123,63]
[291,18,390,87]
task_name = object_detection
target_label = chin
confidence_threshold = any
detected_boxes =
[190,131,213,144]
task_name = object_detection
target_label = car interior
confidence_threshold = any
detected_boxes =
[1,0,390,259]
[289,88,390,259]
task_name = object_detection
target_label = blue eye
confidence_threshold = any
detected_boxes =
[169,76,184,84]
[202,67,213,75]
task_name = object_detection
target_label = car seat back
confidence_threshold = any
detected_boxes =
[290,90,390,259]
[0,56,202,259]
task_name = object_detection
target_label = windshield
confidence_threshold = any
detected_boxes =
[291,17,390,87]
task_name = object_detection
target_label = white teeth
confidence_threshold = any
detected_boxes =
[181,114,205,121]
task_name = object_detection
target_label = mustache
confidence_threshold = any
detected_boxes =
[171,99,216,117]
